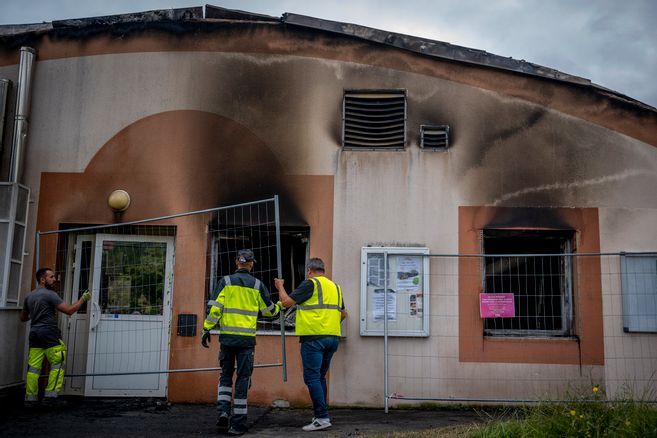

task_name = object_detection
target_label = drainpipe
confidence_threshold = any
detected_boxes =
[0,79,9,165]
[9,47,36,184]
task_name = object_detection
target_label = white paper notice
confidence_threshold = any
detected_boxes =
[373,288,396,321]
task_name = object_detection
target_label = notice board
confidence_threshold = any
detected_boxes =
[360,247,430,337]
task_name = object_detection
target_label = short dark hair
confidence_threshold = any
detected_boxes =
[307,258,325,273]
[36,267,52,283]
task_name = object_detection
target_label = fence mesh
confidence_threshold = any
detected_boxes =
[35,198,285,391]
[382,253,657,404]
[34,205,657,403]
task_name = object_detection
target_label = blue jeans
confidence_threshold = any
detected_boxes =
[300,336,340,420]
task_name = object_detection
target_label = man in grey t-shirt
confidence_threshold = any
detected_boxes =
[20,267,91,404]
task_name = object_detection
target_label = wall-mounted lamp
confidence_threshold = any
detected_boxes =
[108,189,131,212]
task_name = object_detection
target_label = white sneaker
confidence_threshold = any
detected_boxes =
[302,418,332,431]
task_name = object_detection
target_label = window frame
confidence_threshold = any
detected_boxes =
[620,252,657,333]
[0,182,30,308]
[207,226,309,335]
[481,229,574,338]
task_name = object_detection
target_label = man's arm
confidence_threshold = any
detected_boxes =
[201,279,227,348]
[56,290,91,316]
[257,282,281,317]
[19,308,30,322]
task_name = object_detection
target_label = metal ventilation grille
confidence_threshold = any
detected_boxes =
[343,90,407,149]
[420,124,450,150]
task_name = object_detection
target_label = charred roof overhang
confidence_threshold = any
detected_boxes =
[0,4,654,113]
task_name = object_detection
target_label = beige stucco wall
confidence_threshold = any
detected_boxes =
[599,208,657,399]
[1,42,655,404]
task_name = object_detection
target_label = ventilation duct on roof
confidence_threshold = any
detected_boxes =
[342,90,406,150]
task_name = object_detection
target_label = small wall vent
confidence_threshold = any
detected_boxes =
[420,124,450,150]
[342,90,407,150]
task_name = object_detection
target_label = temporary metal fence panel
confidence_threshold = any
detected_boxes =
[35,197,286,395]
[380,252,657,409]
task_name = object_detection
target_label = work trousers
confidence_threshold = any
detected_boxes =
[25,339,67,401]
[300,336,339,420]
[217,344,254,431]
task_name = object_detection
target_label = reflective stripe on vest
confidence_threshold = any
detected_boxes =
[295,276,342,337]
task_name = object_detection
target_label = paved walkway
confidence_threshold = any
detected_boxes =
[0,397,482,437]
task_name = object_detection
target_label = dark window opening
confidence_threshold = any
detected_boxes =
[482,229,574,337]
[208,224,309,332]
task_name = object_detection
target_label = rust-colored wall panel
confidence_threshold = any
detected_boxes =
[458,206,604,365]
[35,110,335,404]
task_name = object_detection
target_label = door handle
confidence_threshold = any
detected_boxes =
[91,301,101,331]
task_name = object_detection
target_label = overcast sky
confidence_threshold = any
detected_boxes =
[2,0,656,108]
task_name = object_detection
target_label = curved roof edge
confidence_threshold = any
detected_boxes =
[0,4,654,112]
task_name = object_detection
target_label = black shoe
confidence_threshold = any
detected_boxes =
[227,426,246,436]
[216,413,230,431]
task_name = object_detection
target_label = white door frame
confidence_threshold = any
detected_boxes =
[61,234,95,395]
[85,233,174,397]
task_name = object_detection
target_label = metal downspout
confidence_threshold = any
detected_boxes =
[0,79,9,166]
[9,47,36,184]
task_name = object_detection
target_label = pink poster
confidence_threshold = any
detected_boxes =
[479,293,515,318]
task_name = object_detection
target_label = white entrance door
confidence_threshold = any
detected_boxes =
[85,234,174,397]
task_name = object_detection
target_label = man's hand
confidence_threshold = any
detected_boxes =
[201,330,211,348]
[274,278,284,290]
[81,290,92,302]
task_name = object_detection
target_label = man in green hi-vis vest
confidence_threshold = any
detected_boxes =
[201,249,280,436]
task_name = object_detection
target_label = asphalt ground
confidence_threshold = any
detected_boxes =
[0,396,483,437]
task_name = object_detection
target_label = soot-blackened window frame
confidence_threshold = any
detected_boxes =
[482,229,574,338]
[208,225,309,334]
[342,89,407,150]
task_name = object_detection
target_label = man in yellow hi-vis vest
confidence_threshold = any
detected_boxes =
[20,267,91,406]
[275,258,347,432]
[201,249,280,436]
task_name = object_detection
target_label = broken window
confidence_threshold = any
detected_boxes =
[482,229,574,337]
[208,223,309,333]
[342,89,407,149]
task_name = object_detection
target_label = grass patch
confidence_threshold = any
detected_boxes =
[370,385,657,437]
[468,400,657,438]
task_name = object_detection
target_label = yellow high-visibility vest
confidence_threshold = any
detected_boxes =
[204,276,279,336]
[295,276,343,337]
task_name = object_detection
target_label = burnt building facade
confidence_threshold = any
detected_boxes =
[1,6,656,405]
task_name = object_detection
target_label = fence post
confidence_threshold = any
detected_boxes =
[384,251,389,413]
[274,195,287,382]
